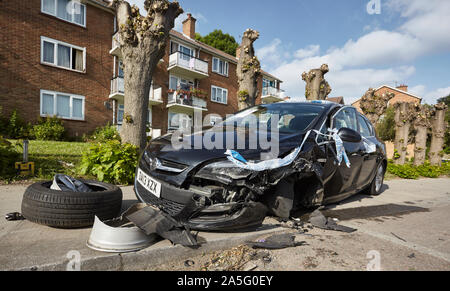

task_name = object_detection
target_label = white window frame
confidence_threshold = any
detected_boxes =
[212,57,229,76]
[211,85,228,105]
[169,74,194,91]
[117,104,151,125]
[40,36,86,73]
[40,89,85,121]
[41,0,87,27]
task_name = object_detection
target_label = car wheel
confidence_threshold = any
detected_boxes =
[367,163,385,196]
[21,180,123,229]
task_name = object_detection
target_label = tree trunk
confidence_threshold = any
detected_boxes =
[121,52,153,151]
[429,103,448,166]
[360,88,395,125]
[394,102,414,165]
[413,104,431,166]
[237,29,261,111]
[111,0,183,151]
[301,64,331,101]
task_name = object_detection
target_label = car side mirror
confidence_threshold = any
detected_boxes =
[338,128,362,143]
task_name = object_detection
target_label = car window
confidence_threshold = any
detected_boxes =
[333,107,358,131]
[357,115,372,137]
[222,103,325,134]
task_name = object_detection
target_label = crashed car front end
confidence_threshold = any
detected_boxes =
[134,135,327,232]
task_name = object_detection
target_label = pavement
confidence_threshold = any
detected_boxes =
[0,178,449,271]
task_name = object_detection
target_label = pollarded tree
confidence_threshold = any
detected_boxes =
[237,29,261,110]
[412,104,432,166]
[301,64,332,101]
[110,0,183,151]
[429,102,448,166]
[393,102,416,165]
[359,88,395,125]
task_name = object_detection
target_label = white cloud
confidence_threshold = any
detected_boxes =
[256,39,284,67]
[294,45,320,59]
[422,87,450,104]
[258,0,450,104]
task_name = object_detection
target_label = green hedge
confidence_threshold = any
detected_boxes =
[387,161,450,179]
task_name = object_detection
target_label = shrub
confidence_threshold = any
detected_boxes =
[84,124,121,143]
[376,106,395,141]
[31,117,66,141]
[0,110,31,139]
[387,161,450,179]
[387,163,419,179]
[79,141,138,185]
[0,137,20,178]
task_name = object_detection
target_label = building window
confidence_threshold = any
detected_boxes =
[168,112,192,130]
[42,0,86,27]
[41,37,86,72]
[40,90,85,120]
[212,57,228,76]
[169,75,194,91]
[211,86,228,105]
[263,78,276,88]
[117,104,151,125]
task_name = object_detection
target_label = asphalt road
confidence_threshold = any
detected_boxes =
[154,178,450,271]
[0,178,449,270]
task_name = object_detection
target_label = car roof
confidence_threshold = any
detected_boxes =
[267,100,343,110]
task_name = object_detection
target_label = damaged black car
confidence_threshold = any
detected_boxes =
[134,101,387,231]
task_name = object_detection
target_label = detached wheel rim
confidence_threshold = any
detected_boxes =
[375,165,384,192]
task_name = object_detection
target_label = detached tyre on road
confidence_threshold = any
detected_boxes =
[21,180,123,229]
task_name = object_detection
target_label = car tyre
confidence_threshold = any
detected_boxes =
[367,163,385,196]
[21,180,123,229]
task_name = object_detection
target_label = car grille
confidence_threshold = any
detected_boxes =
[136,182,185,216]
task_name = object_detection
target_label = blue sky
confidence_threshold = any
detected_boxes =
[127,0,450,104]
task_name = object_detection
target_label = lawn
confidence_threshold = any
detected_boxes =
[4,140,91,182]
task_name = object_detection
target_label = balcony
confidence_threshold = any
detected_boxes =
[110,31,121,57]
[167,91,208,112]
[149,87,163,105]
[110,76,124,99]
[261,87,285,104]
[110,76,162,105]
[168,52,208,79]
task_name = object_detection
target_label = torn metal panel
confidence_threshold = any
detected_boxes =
[126,205,198,247]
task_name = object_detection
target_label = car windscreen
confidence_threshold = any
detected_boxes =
[220,103,325,134]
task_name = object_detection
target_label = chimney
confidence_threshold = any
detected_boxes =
[236,46,241,59]
[182,13,196,39]
[396,84,408,92]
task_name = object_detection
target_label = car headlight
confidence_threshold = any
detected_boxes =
[196,160,253,180]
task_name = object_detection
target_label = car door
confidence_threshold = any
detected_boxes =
[327,107,366,196]
[356,114,379,188]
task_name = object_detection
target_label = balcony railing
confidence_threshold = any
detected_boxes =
[110,76,124,96]
[168,52,208,77]
[150,87,162,102]
[262,87,285,99]
[110,31,121,56]
[167,92,207,110]
[110,76,162,104]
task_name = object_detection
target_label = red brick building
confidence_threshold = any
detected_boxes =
[1,1,283,139]
[352,85,422,114]
[110,13,284,138]
[0,0,115,138]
